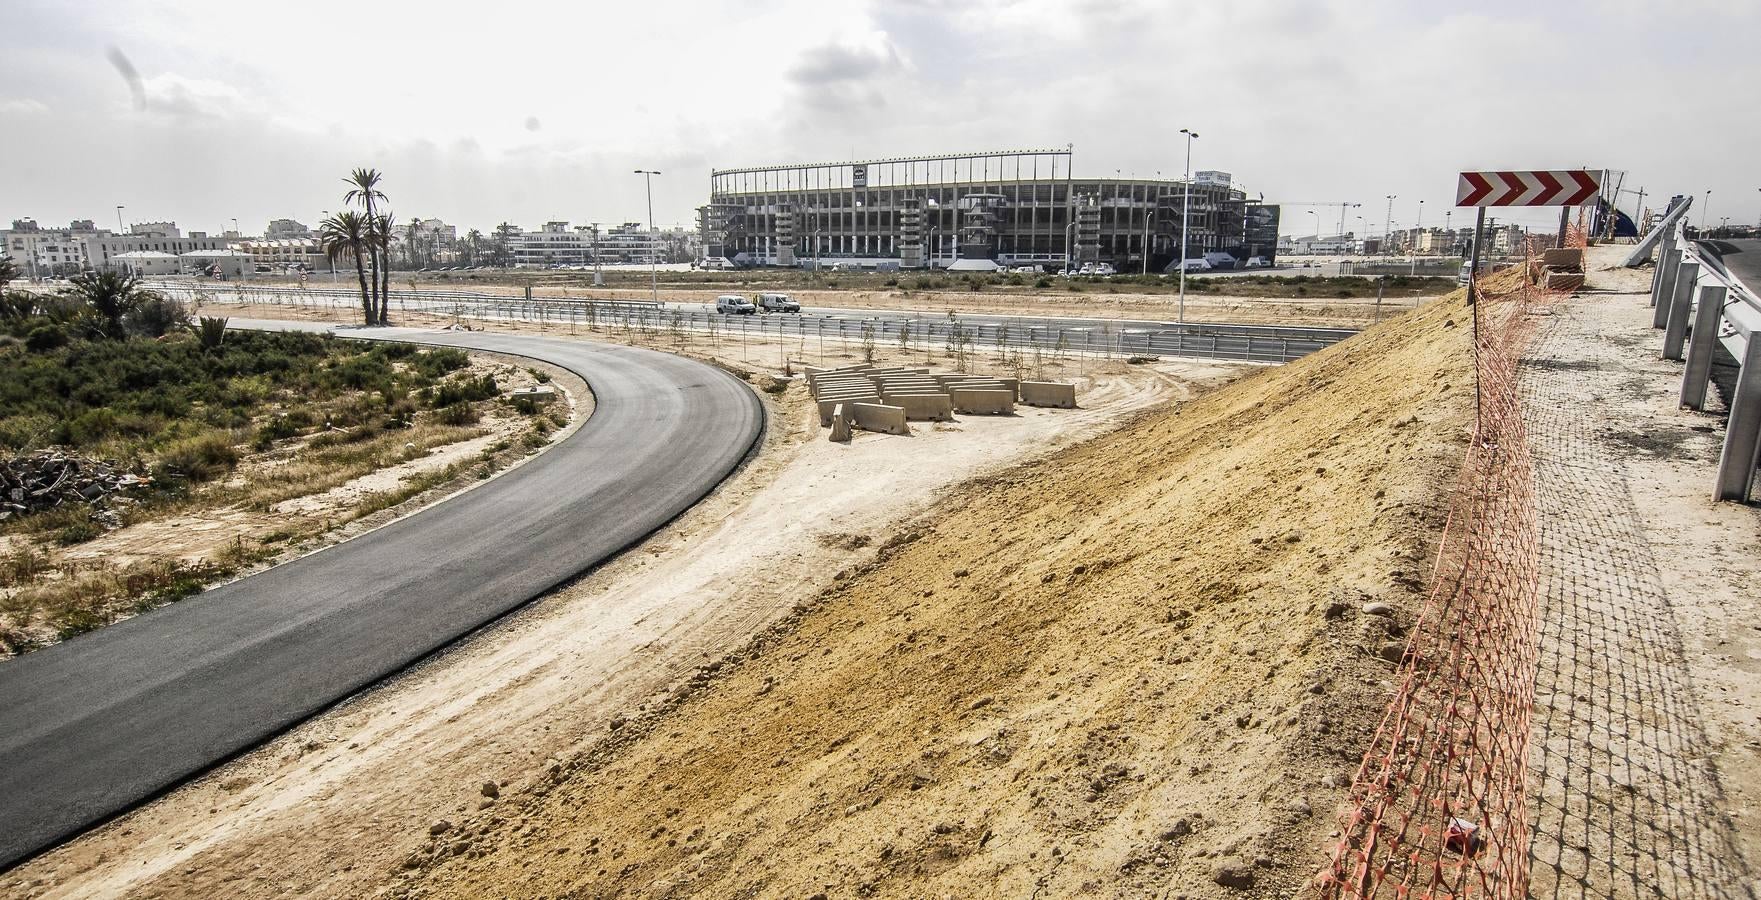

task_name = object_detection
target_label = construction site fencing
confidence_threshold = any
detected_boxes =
[152,281,1354,366]
[1319,267,1547,898]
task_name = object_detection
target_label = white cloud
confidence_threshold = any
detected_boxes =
[0,0,1755,234]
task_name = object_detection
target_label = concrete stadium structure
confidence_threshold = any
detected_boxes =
[700,148,1280,272]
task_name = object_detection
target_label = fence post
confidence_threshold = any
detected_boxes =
[1649,228,1676,308]
[1714,334,1761,502]
[1652,243,1680,329]
[1662,260,1699,361]
[1680,285,1726,410]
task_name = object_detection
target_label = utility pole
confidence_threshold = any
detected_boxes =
[1179,127,1198,324]
[634,170,661,305]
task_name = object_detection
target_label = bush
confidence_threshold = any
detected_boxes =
[435,402,479,426]
[127,296,190,338]
[411,347,470,378]
[25,324,67,351]
[154,431,240,482]
[56,519,102,546]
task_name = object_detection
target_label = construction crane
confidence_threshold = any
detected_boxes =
[1284,201,1363,241]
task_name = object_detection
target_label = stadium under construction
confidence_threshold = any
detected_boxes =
[698,147,1281,271]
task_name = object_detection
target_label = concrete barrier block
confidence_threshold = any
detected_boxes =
[885,392,954,421]
[850,402,911,435]
[950,388,1015,415]
[818,394,879,426]
[998,377,1019,400]
[829,404,852,442]
[1020,381,1077,409]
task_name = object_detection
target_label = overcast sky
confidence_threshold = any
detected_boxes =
[3,0,1756,238]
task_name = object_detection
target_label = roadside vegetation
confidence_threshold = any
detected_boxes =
[0,269,569,654]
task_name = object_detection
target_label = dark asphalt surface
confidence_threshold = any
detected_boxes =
[1698,239,1761,297]
[0,322,764,870]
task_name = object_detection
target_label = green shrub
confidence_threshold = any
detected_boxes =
[411,347,470,378]
[435,402,479,426]
[154,431,240,482]
[56,519,102,546]
[26,324,67,351]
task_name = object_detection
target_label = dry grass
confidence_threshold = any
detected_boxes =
[233,421,484,509]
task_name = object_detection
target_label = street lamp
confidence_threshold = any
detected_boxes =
[1308,210,1320,250]
[927,225,940,270]
[1178,127,1198,324]
[1383,195,1396,255]
[1699,189,1711,234]
[633,169,662,305]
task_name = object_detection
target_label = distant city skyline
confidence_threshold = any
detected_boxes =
[3,0,1756,236]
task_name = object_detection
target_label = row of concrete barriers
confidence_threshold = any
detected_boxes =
[803,363,1077,441]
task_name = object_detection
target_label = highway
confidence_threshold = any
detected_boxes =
[0,323,765,870]
[142,282,1360,365]
[1699,238,1761,297]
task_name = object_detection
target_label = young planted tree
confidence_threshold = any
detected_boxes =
[319,211,376,325]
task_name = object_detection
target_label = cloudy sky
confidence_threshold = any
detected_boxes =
[3,0,1756,238]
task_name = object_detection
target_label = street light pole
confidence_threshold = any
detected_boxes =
[634,169,661,305]
[1179,127,1198,324]
[590,222,603,287]
[1383,195,1396,255]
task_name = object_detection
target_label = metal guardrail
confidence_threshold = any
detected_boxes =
[143,281,1355,365]
[1648,222,1761,500]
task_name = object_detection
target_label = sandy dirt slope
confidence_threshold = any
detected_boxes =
[397,295,1476,898]
[3,340,1214,898]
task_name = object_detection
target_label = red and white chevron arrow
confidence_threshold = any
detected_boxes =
[1455,170,1600,207]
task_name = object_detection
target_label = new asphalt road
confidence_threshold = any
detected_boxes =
[0,322,764,870]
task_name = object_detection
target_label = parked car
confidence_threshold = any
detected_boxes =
[715,294,757,315]
[757,292,800,312]
[1091,262,1117,276]
[1458,262,1474,284]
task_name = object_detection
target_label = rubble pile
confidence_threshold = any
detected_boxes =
[0,451,148,521]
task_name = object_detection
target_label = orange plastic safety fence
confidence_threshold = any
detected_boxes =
[1317,270,1550,899]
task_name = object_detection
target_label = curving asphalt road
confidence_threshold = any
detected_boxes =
[0,322,764,870]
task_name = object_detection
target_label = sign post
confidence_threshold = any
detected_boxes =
[1455,169,1603,306]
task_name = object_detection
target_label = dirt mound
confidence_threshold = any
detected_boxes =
[398,295,1475,898]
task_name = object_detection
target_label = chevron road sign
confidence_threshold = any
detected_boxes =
[1456,170,1601,207]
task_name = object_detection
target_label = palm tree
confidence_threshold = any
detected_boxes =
[344,168,389,320]
[67,269,149,339]
[0,256,18,292]
[405,217,423,269]
[319,212,376,325]
[370,213,396,325]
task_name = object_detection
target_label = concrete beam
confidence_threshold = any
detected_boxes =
[1681,285,1727,410]
[1714,335,1761,502]
[1662,261,1700,361]
[1653,244,1680,329]
[1622,196,1693,268]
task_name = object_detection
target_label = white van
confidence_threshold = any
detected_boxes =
[758,293,800,312]
[714,294,756,315]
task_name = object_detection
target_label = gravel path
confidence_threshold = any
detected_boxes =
[1521,257,1759,898]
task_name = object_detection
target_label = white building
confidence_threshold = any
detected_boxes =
[86,232,229,272]
[180,249,252,278]
[266,218,312,239]
[4,225,96,277]
[233,238,327,271]
[112,251,180,276]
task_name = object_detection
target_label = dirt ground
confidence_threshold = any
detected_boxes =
[358,295,1475,898]
[3,307,1234,897]
[1522,247,1761,897]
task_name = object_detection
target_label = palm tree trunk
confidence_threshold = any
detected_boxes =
[352,247,372,325]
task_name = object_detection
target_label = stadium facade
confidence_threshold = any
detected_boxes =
[699,148,1280,271]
